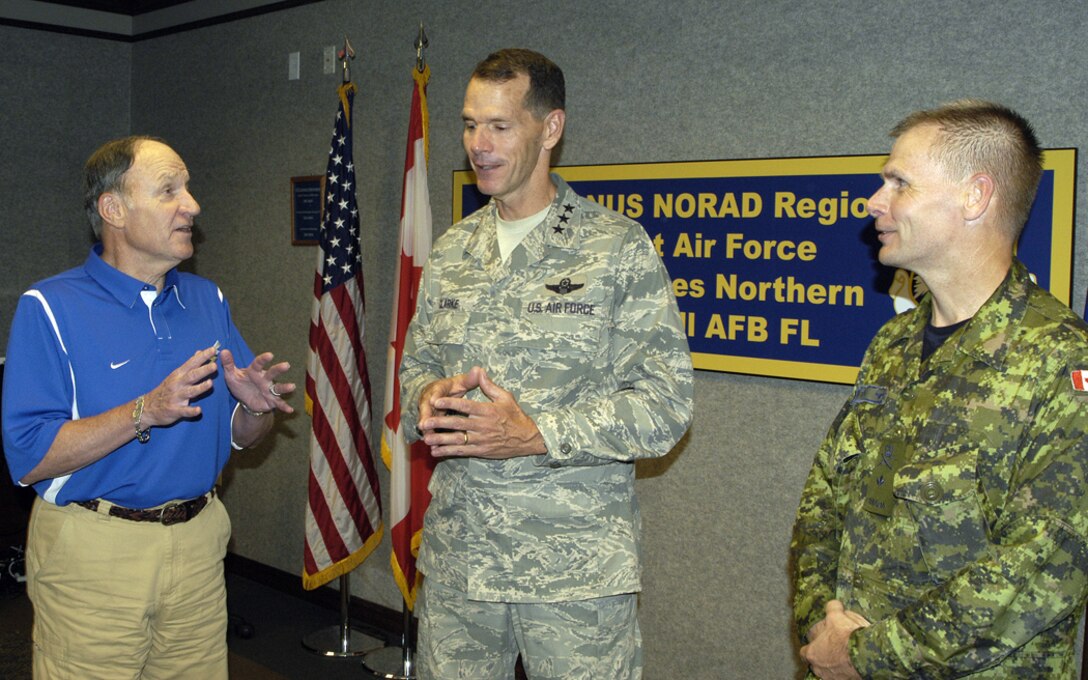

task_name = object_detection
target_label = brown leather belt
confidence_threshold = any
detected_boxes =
[75,488,215,526]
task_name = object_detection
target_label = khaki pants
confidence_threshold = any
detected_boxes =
[417,580,642,680]
[27,495,231,680]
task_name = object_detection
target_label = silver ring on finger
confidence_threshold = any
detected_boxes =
[269,383,282,398]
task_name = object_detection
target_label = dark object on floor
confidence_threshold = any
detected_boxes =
[229,612,255,640]
[0,544,27,599]
[0,361,36,587]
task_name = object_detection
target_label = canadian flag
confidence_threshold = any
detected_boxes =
[380,64,435,610]
[1071,370,1088,392]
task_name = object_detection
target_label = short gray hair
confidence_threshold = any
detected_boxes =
[83,135,163,238]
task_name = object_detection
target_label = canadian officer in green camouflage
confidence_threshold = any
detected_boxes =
[400,49,693,679]
[792,100,1088,678]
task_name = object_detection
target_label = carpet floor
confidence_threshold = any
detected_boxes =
[0,573,394,679]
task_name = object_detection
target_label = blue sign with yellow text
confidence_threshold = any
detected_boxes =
[454,152,1076,384]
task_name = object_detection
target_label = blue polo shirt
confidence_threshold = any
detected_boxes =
[2,244,254,508]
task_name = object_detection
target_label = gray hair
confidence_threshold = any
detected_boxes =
[83,135,163,238]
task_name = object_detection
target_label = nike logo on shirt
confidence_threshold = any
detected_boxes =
[110,360,131,369]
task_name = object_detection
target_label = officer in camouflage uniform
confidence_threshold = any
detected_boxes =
[792,100,1088,678]
[400,49,692,679]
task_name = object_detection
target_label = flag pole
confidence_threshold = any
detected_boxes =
[301,33,384,659]
[361,598,415,678]
[364,24,431,679]
[302,573,382,656]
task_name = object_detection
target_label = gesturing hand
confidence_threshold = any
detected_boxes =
[140,345,220,427]
[220,349,295,415]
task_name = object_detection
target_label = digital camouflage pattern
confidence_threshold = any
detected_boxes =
[401,174,693,603]
[417,580,641,679]
[792,260,1088,678]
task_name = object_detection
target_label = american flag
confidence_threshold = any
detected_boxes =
[303,82,383,590]
[381,65,435,610]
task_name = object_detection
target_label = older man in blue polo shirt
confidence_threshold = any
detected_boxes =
[2,135,295,679]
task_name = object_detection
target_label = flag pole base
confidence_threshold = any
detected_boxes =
[361,644,415,679]
[301,624,383,657]
[301,573,382,657]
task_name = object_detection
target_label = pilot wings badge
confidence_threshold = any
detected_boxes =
[544,275,586,295]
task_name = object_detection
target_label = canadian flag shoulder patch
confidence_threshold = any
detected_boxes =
[1071,370,1088,392]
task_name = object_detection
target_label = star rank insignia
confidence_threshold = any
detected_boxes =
[553,202,575,234]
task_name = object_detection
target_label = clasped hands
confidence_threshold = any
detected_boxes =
[799,600,870,680]
[140,345,294,427]
[417,366,545,459]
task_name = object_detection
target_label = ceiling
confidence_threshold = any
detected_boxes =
[32,1,199,15]
[1,0,319,39]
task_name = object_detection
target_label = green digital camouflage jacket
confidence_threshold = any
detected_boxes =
[792,260,1088,678]
[400,174,693,603]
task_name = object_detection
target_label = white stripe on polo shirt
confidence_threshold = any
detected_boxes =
[23,289,75,503]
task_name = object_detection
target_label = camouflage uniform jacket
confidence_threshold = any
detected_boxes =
[400,174,693,603]
[792,260,1088,678]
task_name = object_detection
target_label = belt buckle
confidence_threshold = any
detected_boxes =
[159,501,188,526]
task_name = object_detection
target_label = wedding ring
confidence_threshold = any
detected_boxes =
[463,431,469,445]
[269,383,282,397]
